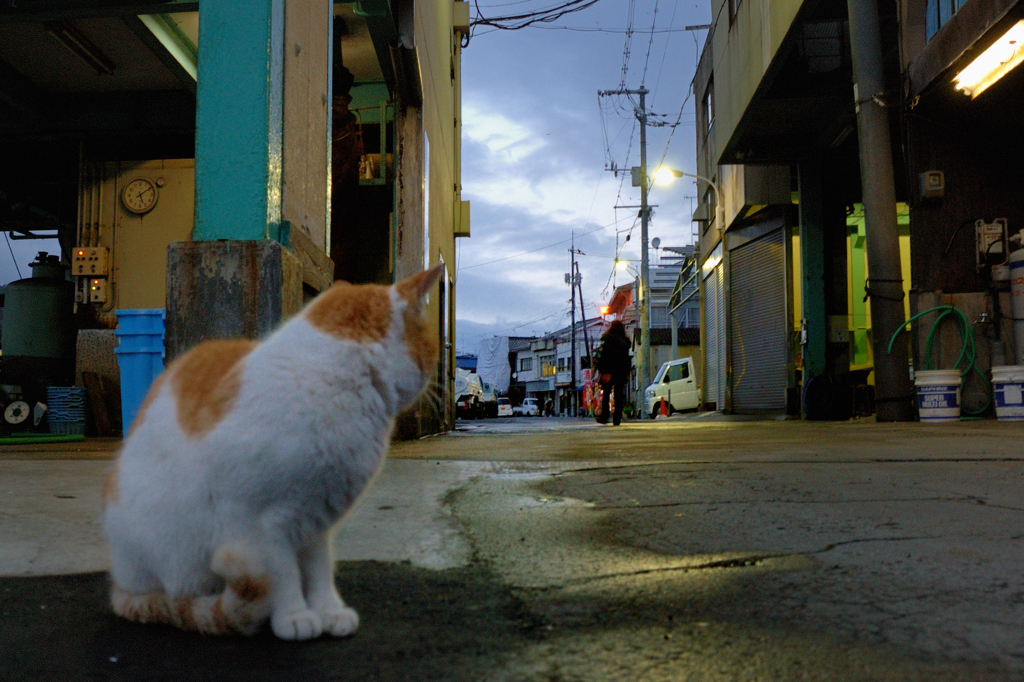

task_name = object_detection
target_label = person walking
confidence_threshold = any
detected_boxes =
[596,320,631,426]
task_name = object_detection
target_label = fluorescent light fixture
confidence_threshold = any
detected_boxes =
[954,20,1024,98]
[44,21,115,75]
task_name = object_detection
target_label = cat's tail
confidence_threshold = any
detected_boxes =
[111,545,272,635]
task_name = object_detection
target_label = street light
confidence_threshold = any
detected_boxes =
[654,167,725,232]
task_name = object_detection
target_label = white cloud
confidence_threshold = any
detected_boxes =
[462,101,547,164]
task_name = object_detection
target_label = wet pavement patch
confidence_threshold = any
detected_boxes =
[0,562,537,681]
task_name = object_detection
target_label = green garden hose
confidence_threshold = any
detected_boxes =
[887,305,992,417]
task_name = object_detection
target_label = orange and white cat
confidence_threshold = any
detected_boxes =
[102,265,444,640]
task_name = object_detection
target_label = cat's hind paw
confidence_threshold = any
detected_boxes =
[319,605,359,637]
[271,609,323,641]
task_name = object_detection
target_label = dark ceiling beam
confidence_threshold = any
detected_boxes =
[0,89,195,140]
[121,14,196,96]
[0,1,198,24]
[353,0,398,93]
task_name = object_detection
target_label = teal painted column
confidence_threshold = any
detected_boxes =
[193,0,285,241]
[798,163,827,380]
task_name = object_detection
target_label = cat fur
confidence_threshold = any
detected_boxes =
[102,265,444,640]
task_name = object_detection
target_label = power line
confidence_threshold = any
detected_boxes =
[4,233,22,280]
[528,25,707,33]
[488,304,571,337]
[639,0,660,87]
[650,0,681,102]
[460,217,620,271]
[618,0,635,88]
[471,0,602,32]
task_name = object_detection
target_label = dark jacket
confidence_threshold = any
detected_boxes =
[596,331,631,382]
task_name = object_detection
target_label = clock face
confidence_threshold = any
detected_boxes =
[122,178,158,214]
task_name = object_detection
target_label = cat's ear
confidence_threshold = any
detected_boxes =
[396,264,445,306]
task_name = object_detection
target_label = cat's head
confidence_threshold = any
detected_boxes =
[304,264,446,411]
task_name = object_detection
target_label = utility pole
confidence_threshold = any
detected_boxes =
[598,86,651,418]
[574,259,594,377]
[637,88,651,419]
[847,0,916,421]
[567,235,578,417]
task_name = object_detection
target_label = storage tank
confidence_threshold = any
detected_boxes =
[1012,247,1024,365]
[1,252,76,389]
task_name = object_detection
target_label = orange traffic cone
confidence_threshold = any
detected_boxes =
[659,398,669,418]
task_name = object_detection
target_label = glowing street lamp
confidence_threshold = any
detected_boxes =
[654,167,725,232]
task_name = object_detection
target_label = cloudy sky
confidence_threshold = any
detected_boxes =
[454,0,710,355]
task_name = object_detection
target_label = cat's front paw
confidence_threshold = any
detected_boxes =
[271,609,323,641]
[319,605,359,637]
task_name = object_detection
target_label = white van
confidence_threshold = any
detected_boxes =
[497,397,512,417]
[644,357,701,417]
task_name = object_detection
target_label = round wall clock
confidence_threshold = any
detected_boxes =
[122,178,158,214]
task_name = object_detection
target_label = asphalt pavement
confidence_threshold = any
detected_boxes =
[2,415,1023,680]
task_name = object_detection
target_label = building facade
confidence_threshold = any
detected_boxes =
[0,0,470,437]
[695,0,1023,419]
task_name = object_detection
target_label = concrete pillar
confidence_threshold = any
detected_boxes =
[165,241,302,360]
[799,163,828,382]
[193,0,285,242]
[848,0,916,421]
[799,163,850,419]
[166,0,331,359]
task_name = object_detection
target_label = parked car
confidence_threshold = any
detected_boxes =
[512,397,539,417]
[497,397,512,417]
[644,357,701,417]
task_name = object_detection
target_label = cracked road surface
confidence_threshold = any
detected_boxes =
[2,418,1023,680]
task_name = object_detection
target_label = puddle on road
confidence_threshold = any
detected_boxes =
[510,495,595,509]
[488,470,558,481]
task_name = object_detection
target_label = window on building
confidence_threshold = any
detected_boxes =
[702,79,715,133]
[520,357,533,372]
[704,187,716,232]
[558,358,565,371]
[926,0,967,40]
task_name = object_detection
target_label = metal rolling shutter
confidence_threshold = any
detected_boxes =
[729,228,787,412]
[703,265,724,410]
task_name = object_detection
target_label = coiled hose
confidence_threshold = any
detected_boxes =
[887,305,992,418]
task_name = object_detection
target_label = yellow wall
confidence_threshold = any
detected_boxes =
[80,159,194,315]
[417,0,459,278]
[417,0,462,394]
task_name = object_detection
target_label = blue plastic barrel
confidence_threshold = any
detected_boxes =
[114,309,166,434]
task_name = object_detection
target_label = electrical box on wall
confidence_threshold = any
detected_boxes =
[976,218,1008,270]
[88,278,109,303]
[72,246,110,277]
[919,170,945,199]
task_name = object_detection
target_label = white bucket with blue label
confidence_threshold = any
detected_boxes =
[991,365,1024,422]
[915,369,962,423]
